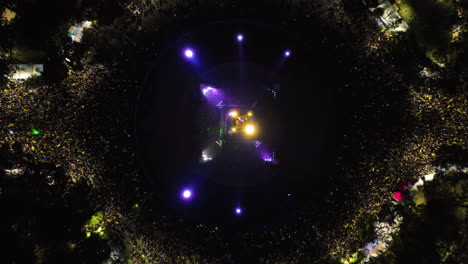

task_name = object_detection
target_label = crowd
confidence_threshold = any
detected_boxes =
[1,0,467,263]
[318,76,467,259]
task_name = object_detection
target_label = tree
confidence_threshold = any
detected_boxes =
[379,171,468,263]
[0,148,110,263]
[0,10,14,85]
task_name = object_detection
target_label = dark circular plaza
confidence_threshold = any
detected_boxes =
[136,20,339,225]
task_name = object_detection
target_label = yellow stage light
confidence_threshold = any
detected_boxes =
[244,124,255,135]
[247,111,253,116]
[229,110,238,118]
[231,127,237,132]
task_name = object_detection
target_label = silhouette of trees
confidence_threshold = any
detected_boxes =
[378,170,468,264]
[0,146,110,263]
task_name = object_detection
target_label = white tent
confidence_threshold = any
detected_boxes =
[68,21,93,43]
[370,0,409,32]
[11,64,44,81]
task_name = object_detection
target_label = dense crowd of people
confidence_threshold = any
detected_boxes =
[1,0,467,263]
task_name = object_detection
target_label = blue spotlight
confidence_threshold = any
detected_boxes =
[183,48,194,59]
[284,50,291,57]
[237,34,244,42]
[181,188,193,200]
[235,207,242,215]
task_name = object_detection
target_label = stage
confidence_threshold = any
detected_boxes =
[135,20,338,225]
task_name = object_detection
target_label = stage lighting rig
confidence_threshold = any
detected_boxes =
[244,124,255,135]
[226,109,258,138]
